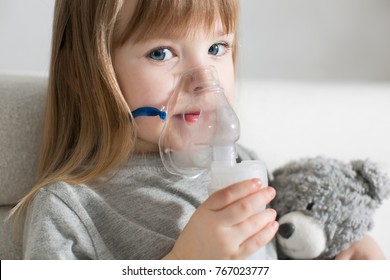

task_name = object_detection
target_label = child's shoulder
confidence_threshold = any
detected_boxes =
[36,181,89,197]
[30,181,97,211]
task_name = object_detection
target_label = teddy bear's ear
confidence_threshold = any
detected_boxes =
[351,160,390,204]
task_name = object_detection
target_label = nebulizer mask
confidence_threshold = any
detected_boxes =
[159,66,237,178]
[132,65,268,259]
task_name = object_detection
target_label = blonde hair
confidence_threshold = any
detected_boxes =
[11,0,239,218]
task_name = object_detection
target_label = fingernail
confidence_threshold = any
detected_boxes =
[267,187,276,197]
[253,178,261,188]
[267,208,277,217]
[271,221,279,229]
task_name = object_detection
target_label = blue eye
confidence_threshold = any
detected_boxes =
[148,48,173,61]
[208,43,227,56]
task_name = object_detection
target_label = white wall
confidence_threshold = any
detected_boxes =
[0,0,54,75]
[1,0,390,81]
[238,0,390,82]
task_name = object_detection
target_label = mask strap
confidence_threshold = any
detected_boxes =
[131,107,167,121]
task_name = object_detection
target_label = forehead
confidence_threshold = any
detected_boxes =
[115,0,237,44]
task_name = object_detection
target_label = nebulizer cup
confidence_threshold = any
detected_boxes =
[159,65,268,259]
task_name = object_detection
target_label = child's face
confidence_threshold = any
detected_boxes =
[113,1,235,153]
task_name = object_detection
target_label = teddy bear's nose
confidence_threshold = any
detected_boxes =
[278,223,295,239]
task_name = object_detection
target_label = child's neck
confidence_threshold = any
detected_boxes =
[133,140,159,154]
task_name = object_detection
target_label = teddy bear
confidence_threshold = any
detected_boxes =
[270,156,390,260]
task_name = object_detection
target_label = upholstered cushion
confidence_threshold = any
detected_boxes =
[0,206,22,259]
[0,74,47,206]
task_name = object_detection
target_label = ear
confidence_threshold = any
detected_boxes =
[351,160,390,204]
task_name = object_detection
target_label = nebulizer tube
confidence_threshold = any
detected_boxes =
[158,65,268,259]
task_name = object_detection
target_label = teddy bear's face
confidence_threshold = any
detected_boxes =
[271,157,387,260]
[277,208,327,259]
[271,173,340,259]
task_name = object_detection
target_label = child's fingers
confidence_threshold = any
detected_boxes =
[237,220,279,259]
[334,249,352,260]
[205,178,263,211]
[218,187,276,226]
[335,235,386,260]
[234,208,277,236]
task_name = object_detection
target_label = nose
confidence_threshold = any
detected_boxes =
[278,223,295,239]
[182,65,221,94]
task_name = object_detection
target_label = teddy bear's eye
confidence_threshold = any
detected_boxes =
[306,202,315,210]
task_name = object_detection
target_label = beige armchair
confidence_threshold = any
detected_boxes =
[0,74,47,259]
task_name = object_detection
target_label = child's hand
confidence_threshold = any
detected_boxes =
[335,235,386,260]
[164,179,278,259]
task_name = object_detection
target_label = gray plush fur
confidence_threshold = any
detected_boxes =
[271,156,390,259]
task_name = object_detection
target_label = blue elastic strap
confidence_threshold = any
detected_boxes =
[131,107,167,121]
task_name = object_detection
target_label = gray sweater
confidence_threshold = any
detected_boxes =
[23,151,276,259]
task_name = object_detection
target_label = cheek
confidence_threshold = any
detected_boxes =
[225,75,235,103]
[113,49,175,111]
[121,70,176,111]
[218,64,235,103]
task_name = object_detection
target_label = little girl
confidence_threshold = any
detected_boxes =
[14,0,384,260]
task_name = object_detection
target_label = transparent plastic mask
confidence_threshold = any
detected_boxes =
[159,65,240,177]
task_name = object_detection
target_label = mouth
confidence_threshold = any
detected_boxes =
[184,112,200,123]
[173,109,202,124]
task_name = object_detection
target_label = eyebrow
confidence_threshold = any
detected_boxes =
[127,25,235,45]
